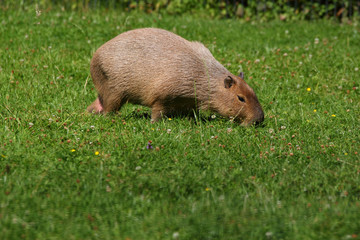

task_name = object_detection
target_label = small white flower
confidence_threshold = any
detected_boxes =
[36,8,41,17]
[314,38,319,44]
[266,231,273,237]
[172,232,179,239]
[29,122,34,126]
[283,53,288,57]
[309,54,312,59]
[254,59,260,63]
[135,166,141,171]
[340,191,348,197]
[285,30,289,34]
[355,67,359,72]
[211,114,216,119]
[25,34,29,39]
[268,128,274,134]
[281,125,286,130]
[167,129,171,134]
[90,125,95,129]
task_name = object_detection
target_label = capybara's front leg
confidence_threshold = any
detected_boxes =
[151,103,166,123]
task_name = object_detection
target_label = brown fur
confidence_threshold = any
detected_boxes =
[87,28,264,126]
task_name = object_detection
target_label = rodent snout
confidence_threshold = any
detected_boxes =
[253,108,265,126]
[241,107,264,127]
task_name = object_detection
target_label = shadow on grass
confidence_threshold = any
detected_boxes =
[115,108,266,128]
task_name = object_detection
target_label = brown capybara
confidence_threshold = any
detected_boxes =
[87,28,264,126]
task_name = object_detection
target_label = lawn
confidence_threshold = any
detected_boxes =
[0,5,359,240]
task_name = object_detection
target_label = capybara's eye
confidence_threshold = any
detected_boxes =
[237,96,246,103]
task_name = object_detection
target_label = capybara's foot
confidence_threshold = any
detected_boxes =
[87,97,104,114]
[151,104,166,123]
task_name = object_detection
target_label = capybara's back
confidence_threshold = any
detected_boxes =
[87,28,264,126]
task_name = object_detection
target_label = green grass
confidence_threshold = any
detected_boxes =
[0,6,359,240]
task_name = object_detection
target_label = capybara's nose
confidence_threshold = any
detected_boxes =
[254,108,265,126]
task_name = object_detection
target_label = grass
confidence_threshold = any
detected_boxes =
[0,5,359,240]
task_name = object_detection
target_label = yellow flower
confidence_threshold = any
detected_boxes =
[168,118,172,121]
[344,153,348,155]
[205,187,210,191]
[331,114,336,117]
[306,87,311,92]
[313,109,317,112]
[71,149,76,152]
[95,151,99,155]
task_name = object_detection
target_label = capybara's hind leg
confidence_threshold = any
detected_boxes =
[87,97,104,114]
[100,94,126,114]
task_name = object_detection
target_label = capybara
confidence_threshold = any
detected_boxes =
[87,28,264,126]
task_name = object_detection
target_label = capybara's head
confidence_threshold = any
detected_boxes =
[216,72,264,126]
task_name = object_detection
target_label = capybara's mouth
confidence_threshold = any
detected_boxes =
[240,117,265,127]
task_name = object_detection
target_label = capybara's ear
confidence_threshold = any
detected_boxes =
[224,76,234,89]
[238,72,244,79]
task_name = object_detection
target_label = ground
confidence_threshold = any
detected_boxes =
[0,7,359,240]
